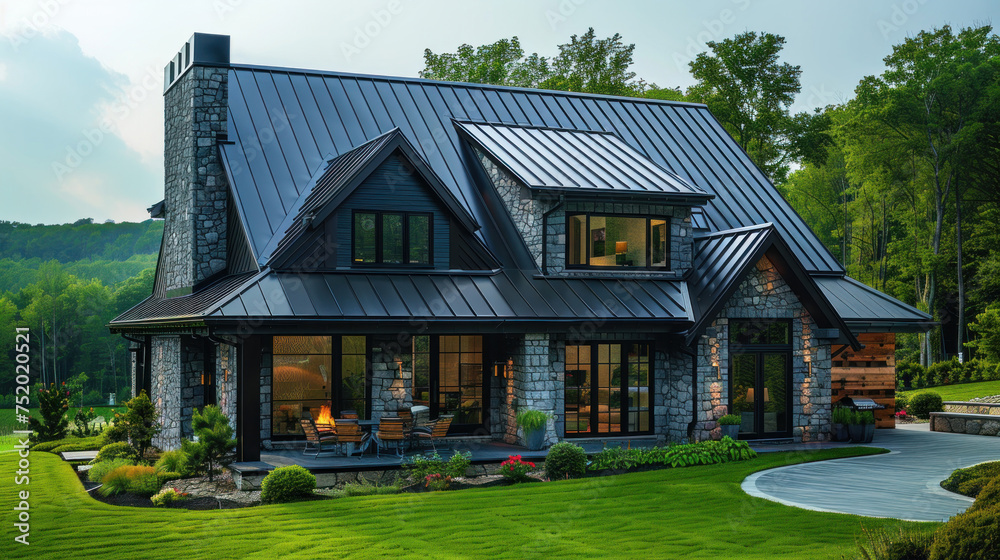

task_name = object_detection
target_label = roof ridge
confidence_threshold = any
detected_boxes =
[694,222,775,240]
[228,63,710,109]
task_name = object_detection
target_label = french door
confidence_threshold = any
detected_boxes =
[729,320,792,438]
[565,342,652,436]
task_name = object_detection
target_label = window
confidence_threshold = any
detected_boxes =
[353,210,432,265]
[411,335,486,432]
[564,342,652,436]
[567,214,669,269]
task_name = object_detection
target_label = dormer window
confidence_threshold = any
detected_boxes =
[353,210,432,266]
[567,214,669,269]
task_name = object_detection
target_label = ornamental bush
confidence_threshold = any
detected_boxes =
[545,442,587,480]
[88,458,133,483]
[100,465,160,497]
[260,465,316,504]
[150,488,188,507]
[154,449,189,476]
[28,383,70,442]
[909,392,944,420]
[499,455,536,483]
[971,478,1000,513]
[942,461,1000,498]
[183,405,237,481]
[93,442,137,464]
[928,506,1000,560]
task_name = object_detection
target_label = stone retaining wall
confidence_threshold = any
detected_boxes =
[930,411,1000,436]
[944,401,1000,416]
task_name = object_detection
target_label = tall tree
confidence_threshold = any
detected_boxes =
[540,28,647,96]
[420,37,549,87]
[686,31,802,183]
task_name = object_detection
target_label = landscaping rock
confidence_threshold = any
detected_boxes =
[982,421,1000,436]
[950,418,967,433]
[935,417,952,432]
[967,420,982,435]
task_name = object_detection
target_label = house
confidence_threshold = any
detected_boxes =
[109,33,933,462]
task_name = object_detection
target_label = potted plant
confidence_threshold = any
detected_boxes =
[848,410,876,443]
[831,406,852,442]
[516,409,553,451]
[717,414,741,439]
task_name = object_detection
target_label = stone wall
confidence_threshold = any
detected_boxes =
[370,338,412,420]
[656,350,693,442]
[944,402,1000,416]
[259,346,272,449]
[216,343,238,428]
[694,256,832,442]
[150,336,181,451]
[508,334,560,446]
[931,412,1000,436]
[162,64,228,295]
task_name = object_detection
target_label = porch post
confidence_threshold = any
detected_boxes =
[237,335,261,462]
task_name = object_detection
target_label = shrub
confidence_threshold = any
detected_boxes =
[150,488,188,507]
[853,524,934,560]
[186,405,236,481]
[100,465,160,497]
[339,481,401,497]
[589,446,638,471]
[499,455,536,482]
[71,407,99,438]
[717,414,741,426]
[424,473,451,491]
[857,410,876,426]
[154,449,189,475]
[928,506,1000,560]
[446,451,471,478]
[260,465,316,504]
[112,391,160,460]
[157,471,185,485]
[895,394,910,415]
[93,442,137,464]
[32,435,103,453]
[971,478,1000,513]
[927,360,958,387]
[909,392,944,419]
[545,442,587,480]
[942,462,1000,498]
[896,361,926,389]
[832,406,853,424]
[516,409,553,432]
[88,458,133,483]
[404,452,446,481]
[27,383,70,442]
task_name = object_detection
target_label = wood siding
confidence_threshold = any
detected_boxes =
[335,154,450,269]
[832,333,896,428]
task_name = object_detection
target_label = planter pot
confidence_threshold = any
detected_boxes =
[862,424,875,443]
[832,423,850,442]
[848,423,865,443]
[524,428,546,451]
[720,424,740,440]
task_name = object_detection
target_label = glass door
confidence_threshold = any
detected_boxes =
[565,342,652,436]
[730,351,791,438]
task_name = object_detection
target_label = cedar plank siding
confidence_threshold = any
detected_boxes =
[832,333,896,428]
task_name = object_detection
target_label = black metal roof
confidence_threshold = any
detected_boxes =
[221,64,843,273]
[455,121,712,201]
[816,276,934,331]
[111,272,259,327]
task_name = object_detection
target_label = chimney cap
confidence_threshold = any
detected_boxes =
[164,33,231,94]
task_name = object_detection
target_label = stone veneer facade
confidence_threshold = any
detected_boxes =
[150,336,181,450]
[161,64,228,295]
[474,148,693,275]
[693,256,832,442]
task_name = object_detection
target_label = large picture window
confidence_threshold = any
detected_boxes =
[353,210,431,266]
[567,214,668,269]
[565,342,652,436]
[411,335,486,433]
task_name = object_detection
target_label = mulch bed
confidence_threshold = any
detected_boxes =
[79,473,250,510]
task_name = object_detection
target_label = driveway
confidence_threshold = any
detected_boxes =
[742,424,1000,522]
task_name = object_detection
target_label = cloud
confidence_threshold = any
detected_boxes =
[0,30,159,225]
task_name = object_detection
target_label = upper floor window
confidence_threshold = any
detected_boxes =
[353,210,431,266]
[567,214,669,269]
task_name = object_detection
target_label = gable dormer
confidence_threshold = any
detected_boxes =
[457,121,712,276]
[266,129,492,271]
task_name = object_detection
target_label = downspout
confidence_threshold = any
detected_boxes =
[541,195,565,273]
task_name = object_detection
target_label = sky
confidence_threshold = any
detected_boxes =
[0,0,996,225]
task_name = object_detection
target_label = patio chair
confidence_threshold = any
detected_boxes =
[413,414,454,452]
[375,416,406,458]
[397,408,415,447]
[300,418,339,457]
[335,419,368,459]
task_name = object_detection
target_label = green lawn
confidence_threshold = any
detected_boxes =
[899,380,1000,402]
[0,448,934,559]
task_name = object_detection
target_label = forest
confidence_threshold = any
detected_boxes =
[2,23,998,407]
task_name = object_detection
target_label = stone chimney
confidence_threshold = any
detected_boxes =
[160,33,230,296]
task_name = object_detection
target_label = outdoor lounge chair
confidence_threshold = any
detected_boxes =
[300,418,339,457]
[335,419,369,458]
[413,414,454,452]
[375,416,406,458]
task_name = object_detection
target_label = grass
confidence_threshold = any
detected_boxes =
[899,380,1000,402]
[0,447,936,559]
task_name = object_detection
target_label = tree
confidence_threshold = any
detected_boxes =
[28,383,70,442]
[183,405,237,482]
[967,304,1000,362]
[109,391,160,459]
[421,28,652,97]
[687,31,802,183]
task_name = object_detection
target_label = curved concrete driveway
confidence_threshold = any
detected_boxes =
[742,424,1000,522]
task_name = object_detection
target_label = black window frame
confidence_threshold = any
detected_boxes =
[352,210,433,267]
[563,340,654,437]
[565,213,670,271]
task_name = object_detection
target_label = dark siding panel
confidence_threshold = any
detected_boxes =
[226,193,257,274]
[450,219,498,270]
[335,154,450,269]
